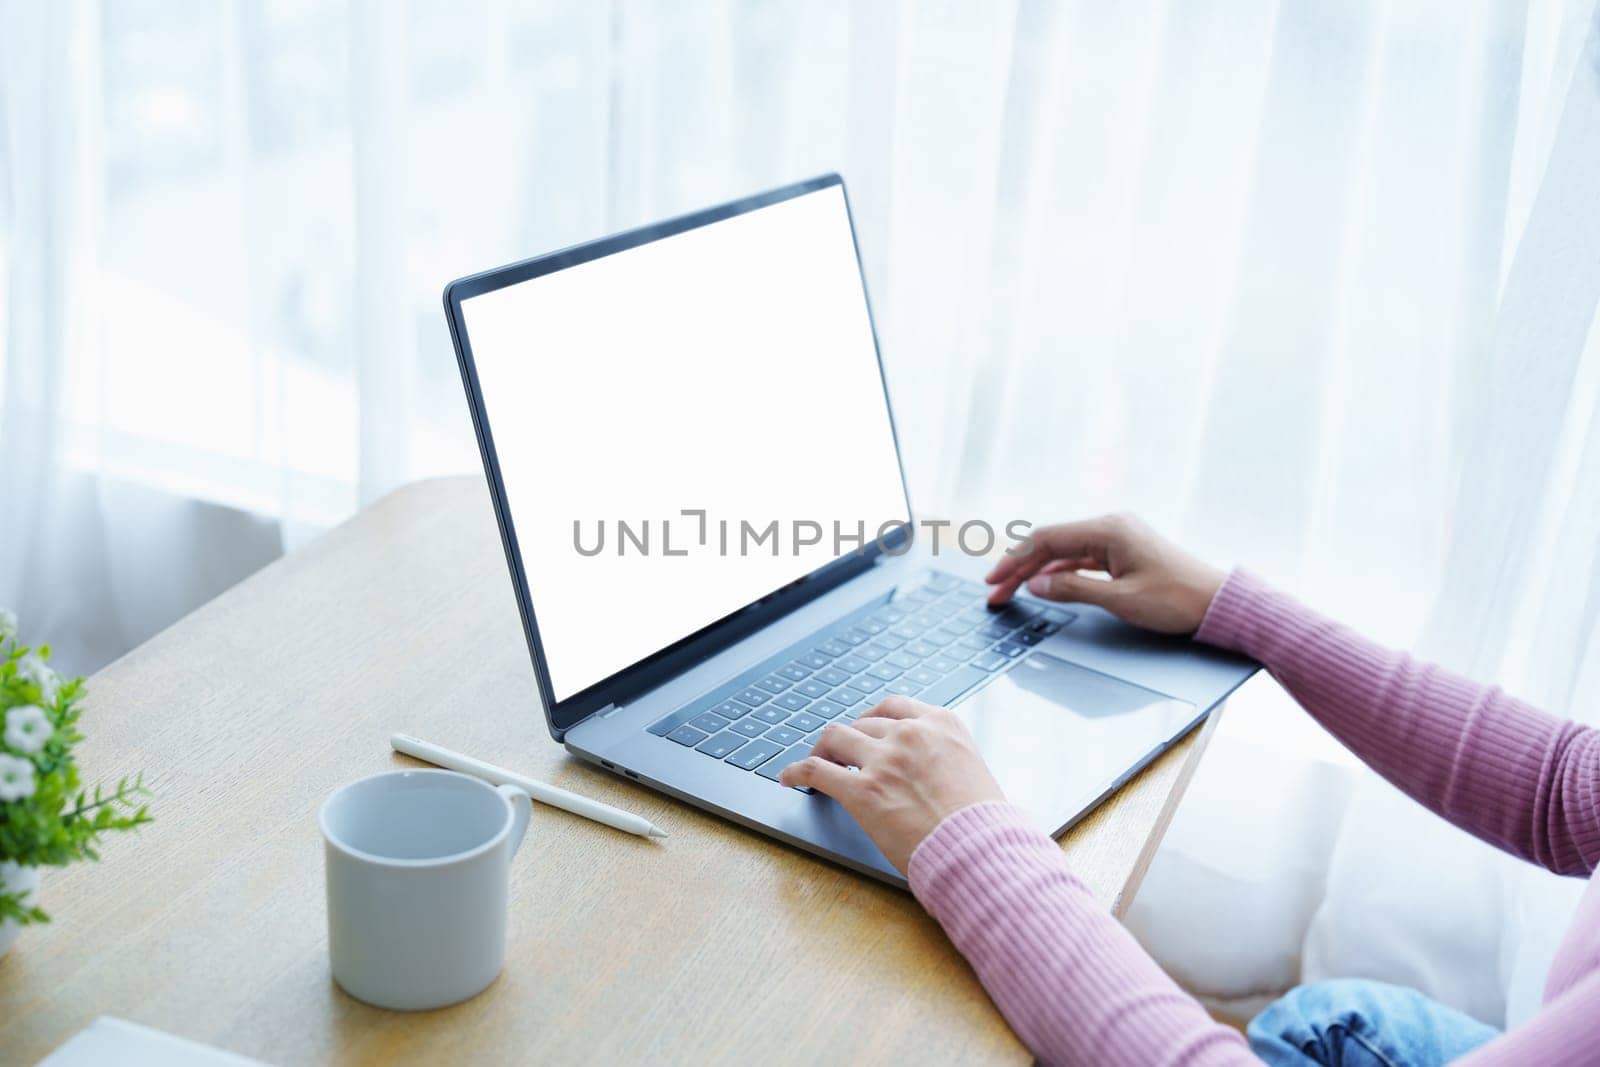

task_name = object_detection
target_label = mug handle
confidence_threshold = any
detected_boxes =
[497,785,532,857]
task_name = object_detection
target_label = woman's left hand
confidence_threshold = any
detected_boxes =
[778,696,1006,872]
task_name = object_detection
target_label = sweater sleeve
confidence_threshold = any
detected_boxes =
[1195,569,1600,877]
[908,801,1256,1067]
[1455,971,1600,1067]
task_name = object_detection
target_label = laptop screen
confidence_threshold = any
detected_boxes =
[458,184,910,705]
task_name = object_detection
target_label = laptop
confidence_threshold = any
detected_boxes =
[442,174,1257,886]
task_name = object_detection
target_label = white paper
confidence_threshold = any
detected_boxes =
[40,1017,268,1067]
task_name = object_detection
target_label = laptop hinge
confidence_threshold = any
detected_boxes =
[596,702,623,719]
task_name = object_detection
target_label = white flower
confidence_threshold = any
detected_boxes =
[15,653,59,707]
[0,607,15,642]
[0,753,36,802]
[4,705,50,755]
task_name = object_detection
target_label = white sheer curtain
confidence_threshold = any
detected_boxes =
[1302,11,1600,1029]
[4,0,1599,1022]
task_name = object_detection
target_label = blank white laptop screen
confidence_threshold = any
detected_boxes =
[459,185,909,703]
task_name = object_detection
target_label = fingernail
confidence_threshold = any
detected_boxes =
[1027,575,1049,594]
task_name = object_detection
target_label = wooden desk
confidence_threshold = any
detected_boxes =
[0,476,1218,1064]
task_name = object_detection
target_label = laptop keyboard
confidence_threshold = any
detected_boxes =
[647,571,1075,789]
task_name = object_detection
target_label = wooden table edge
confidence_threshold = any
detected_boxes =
[1110,705,1222,918]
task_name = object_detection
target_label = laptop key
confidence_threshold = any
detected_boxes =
[795,679,831,699]
[778,663,811,682]
[689,712,732,734]
[766,725,806,747]
[775,692,811,712]
[815,666,851,687]
[917,666,988,708]
[753,705,791,724]
[755,742,814,784]
[714,700,749,720]
[906,667,941,686]
[995,640,1026,658]
[858,619,886,635]
[818,640,851,657]
[788,711,826,733]
[828,686,865,706]
[1018,630,1043,646]
[798,651,833,670]
[756,675,791,694]
[972,651,1007,671]
[836,629,870,646]
[726,738,785,771]
[886,651,921,670]
[835,654,870,674]
[905,641,939,658]
[874,632,907,650]
[866,663,902,681]
[980,621,1014,640]
[847,674,884,694]
[925,655,959,674]
[735,687,771,707]
[997,604,1041,626]
[958,636,992,655]
[667,724,709,747]
[852,643,888,662]
[731,718,769,738]
[809,699,847,720]
[696,731,748,759]
[884,680,921,697]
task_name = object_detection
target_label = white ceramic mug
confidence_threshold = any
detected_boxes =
[320,768,531,1011]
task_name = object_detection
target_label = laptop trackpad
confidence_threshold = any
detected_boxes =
[953,653,1197,836]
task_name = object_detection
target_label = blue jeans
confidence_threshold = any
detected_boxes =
[1248,979,1499,1067]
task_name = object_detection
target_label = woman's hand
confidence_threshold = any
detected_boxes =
[778,696,1004,872]
[779,514,1221,869]
[985,513,1225,634]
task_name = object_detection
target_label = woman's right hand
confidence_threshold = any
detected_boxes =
[985,513,1226,635]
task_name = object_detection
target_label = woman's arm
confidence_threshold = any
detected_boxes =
[779,702,1256,1066]
[776,513,1598,1061]
[909,801,1256,1066]
[1455,971,1600,1067]
[987,513,1600,878]
[1195,569,1600,877]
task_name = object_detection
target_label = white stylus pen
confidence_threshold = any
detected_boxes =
[390,733,669,839]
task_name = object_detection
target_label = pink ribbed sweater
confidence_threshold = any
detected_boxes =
[907,569,1600,1066]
